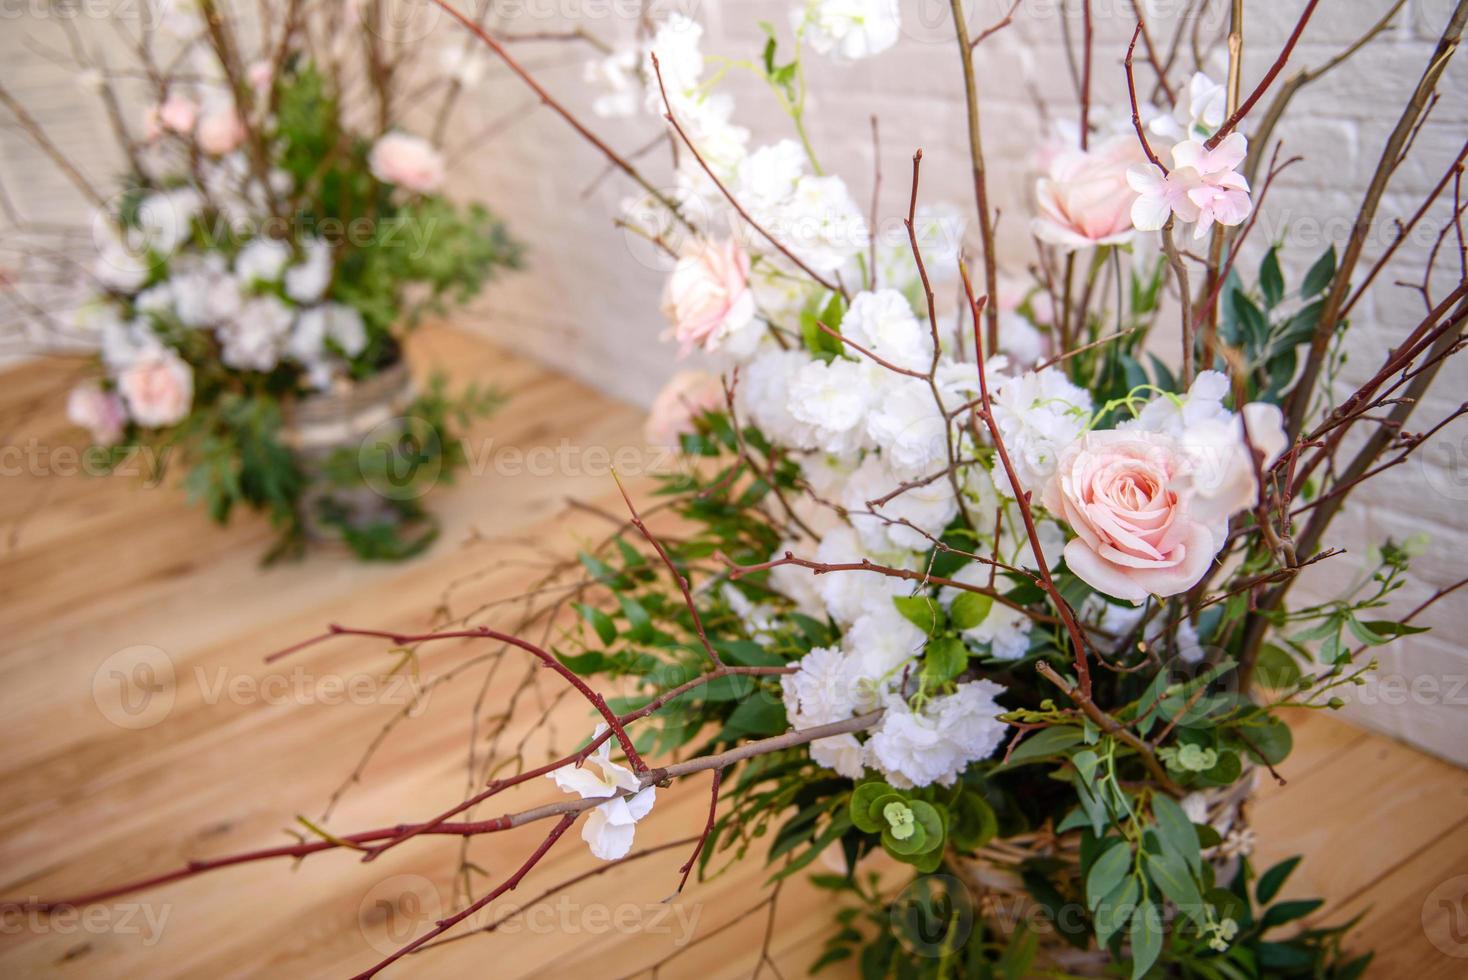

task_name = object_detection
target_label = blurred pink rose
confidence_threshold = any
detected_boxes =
[66,383,126,445]
[1032,135,1143,251]
[661,237,755,357]
[117,350,193,428]
[144,93,198,141]
[1042,430,1216,602]
[645,371,725,448]
[368,133,445,193]
[196,107,247,156]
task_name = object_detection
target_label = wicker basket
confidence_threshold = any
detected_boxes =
[280,359,418,542]
[950,773,1256,974]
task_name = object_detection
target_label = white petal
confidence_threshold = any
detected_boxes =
[550,764,615,799]
[625,785,657,821]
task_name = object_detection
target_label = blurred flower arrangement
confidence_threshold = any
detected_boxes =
[2,0,520,560]
[10,0,1467,977]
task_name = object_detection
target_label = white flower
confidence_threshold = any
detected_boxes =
[791,0,901,62]
[99,316,158,371]
[866,681,1008,788]
[782,644,858,728]
[810,732,867,779]
[843,289,932,372]
[547,727,656,861]
[133,188,202,256]
[767,539,827,618]
[842,604,924,705]
[998,310,1048,369]
[843,453,957,553]
[93,237,151,292]
[134,282,173,315]
[1150,72,1227,143]
[787,356,875,455]
[583,47,641,118]
[1125,369,1233,436]
[771,175,869,274]
[220,295,294,371]
[989,368,1093,496]
[736,140,808,212]
[813,525,912,626]
[289,303,367,380]
[864,375,950,477]
[235,238,292,285]
[284,237,333,303]
[737,348,812,446]
[172,255,242,327]
[939,563,1033,661]
[644,14,705,108]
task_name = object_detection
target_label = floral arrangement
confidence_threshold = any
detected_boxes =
[8,1,1466,977]
[3,0,520,559]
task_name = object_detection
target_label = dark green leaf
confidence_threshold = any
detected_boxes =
[573,602,617,645]
[1151,795,1203,875]
[1087,839,1132,910]
[1256,855,1301,905]
[1302,246,1337,298]
[1129,900,1163,980]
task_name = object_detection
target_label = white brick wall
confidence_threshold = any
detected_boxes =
[3,1,1465,763]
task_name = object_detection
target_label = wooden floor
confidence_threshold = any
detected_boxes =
[1,325,1465,979]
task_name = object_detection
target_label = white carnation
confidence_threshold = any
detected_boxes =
[235,237,292,285]
[843,289,932,372]
[787,356,874,456]
[990,368,1093,496]
[866,680,1008,788]
[220,295,294,371]
[813,525,912,626]
[284,237,333,303]
[737,347,812,446]
[781,644,857,728]
[172,254,242,327]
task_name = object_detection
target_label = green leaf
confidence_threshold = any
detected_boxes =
[950,792,998,851]
[1254,643,1302,690]
[617,595,654,643]
[949,592,994,630]
[1145,849,1208,928]
[1302,245,1337,297]
[1000,726,1084,768]
[1086,840,1132,910]
[922,636,969,685]
[1359,619,1430,639]
[1256,855,1301,904]
[1129,900,1162,980]
[573,603,617,645]
[1238,715,1293,766]
[1261,898,1323,930]
[1260,248,1284,308]
[723,694,786,737]
[1095,876,1139,947]
[578,551,628,589]
[892,595,947,636]
[1151,795,1203,875]
[849,783,892,833]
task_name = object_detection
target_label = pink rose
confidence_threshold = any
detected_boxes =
[67,383,127,446]
[196,106,246,156]
[645,371,724,448]
[144,93,198,141]
[1042,430,1217,603]
[117,349,193,428]
[1032,135,1143,251]
[661,237,755,357]
[368,133,445,193]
